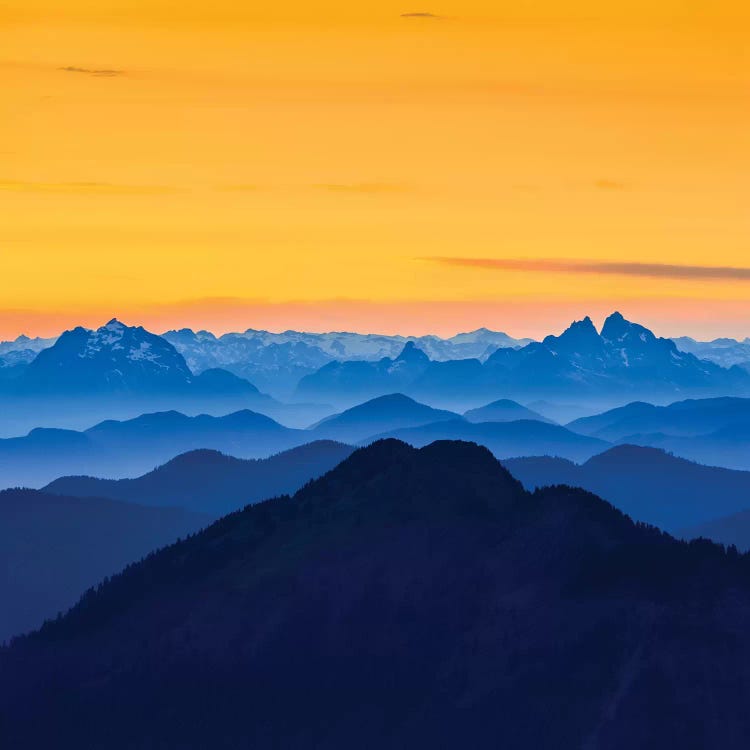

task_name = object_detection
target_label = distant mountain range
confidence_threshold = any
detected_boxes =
[0,409,313,489]
[674,336,750,371]
[2,319,273,404]
[162,327,532,397]
[2,315,749,421]
[569,396,750,440]
[0,393,569,488]
[0,320,332,436]
[296,313,750,408]
[44,441,354,516]
[5,439,750,747]
[11,384,750,487]
[504,444,750,532]
[0,488,207,643]
[0,334,57,381]
[0,333,57,357]
[566,396,750,470]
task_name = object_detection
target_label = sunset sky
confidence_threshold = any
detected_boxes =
[1,1,748,339]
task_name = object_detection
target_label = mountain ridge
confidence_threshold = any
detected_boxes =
[503,443,750,531]
[43,440,354,515]
[295,312,750,407]
[3,439,750,748]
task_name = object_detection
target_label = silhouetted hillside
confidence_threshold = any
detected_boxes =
[0,489,207,643]
[5,440,749,748]
[45,441,354,515]
[504,444,750,531]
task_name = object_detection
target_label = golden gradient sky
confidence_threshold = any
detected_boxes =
[1,1,748,339]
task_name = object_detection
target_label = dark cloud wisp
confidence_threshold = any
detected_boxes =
[426,257,750,282]
[400,12,443,19]
[59,66,124,77]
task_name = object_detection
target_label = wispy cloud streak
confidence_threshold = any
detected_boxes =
[59,66,123,77]
[427,257,750,281]
[400,12,443,19]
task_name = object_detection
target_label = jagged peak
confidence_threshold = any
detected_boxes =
[103,318,127,330]
[562,316,598,336]
[394,341,430,362]
[544,315,601,350]
[601,311,655,343]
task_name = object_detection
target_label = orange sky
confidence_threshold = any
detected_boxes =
[1,1,748,339]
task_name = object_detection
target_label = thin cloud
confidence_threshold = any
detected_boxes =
[59,66,124,77]
[400,12,444,19]
[426,257,750,282]
[0,180,174,195]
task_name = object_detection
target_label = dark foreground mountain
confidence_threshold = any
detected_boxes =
[0,489,207,643]
[44,441,354,516]
[5,439,750,748]
[0,409,310,489]
[370,419,609,462]
[504,444,750,533]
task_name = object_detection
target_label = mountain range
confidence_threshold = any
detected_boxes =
[0,333,57,380]
[674,336,750,371]
[44,441,354,516]
[4,439,750,747]
[0,488,207,643]
[0,409,312,489]
[0,394,564,488]
[504,444,750,532]
[162,326,532,397]
[296,313,750,408]
[0,320,336,436]
[2,315,749,427]
[569,396,750,440]
[566,396,750,470]
[11,383,750,488]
